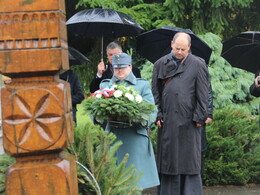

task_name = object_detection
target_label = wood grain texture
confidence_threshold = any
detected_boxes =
[0,0,66,13]
[6,152,78,195]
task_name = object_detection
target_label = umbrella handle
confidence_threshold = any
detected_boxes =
[101,36,103,62]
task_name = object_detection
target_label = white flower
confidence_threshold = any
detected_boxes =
[96,93,102,98]
[125,93,135,101]
[114,90,123,98]
[135,94,143,103]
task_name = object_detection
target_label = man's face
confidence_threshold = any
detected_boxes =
[171,37,190,60]
[114,65,132,80]
[107,48,122,64]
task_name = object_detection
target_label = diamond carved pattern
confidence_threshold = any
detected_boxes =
[3,87,64,151]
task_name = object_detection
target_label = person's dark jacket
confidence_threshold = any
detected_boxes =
[201,76,213,152]
[60,70,85,123]
[89,63,141,93]
[249,72,260,97]
[207,76,213,119]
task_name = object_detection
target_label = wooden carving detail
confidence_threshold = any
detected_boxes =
[3,88,63,150]
[0,1,78,194]
[6,93,60,144]
[2,81,74,154]
[0,10,68,75]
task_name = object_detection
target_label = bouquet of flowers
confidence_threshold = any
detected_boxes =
[84,84,156,127]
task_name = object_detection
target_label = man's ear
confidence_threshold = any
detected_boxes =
[171,40,174,49]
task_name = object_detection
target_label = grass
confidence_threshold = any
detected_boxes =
[76,102,91,127]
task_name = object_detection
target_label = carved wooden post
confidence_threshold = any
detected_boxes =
[0,1,78,194]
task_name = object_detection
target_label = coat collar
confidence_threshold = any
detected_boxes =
[157,53,191,79]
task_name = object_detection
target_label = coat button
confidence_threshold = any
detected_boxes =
[175,110,178,113]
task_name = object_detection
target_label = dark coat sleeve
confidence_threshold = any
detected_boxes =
[89,77,103,93]
[132,66,141,78]
[89,65,113,93]
[69,71,85,106]
[250,71,260,97]
[249,72,260,97]
[193,62,209,124]
[152,62,163,121]
[207,75,213,118]
[60,70,85,122]
[249,83,260,97]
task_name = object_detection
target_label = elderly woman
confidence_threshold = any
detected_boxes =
[100,53,159,190]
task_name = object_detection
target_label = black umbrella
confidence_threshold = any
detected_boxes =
[68,47,89,66]
[66,8,144,60]
[136,26,212,64]
[221,31,260,73]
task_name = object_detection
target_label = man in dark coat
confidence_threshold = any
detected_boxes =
[152,32,209,195]
[89,41,141,93]
[60,70,85,124]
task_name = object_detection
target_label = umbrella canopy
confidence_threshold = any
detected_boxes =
[136,26,212,64]
[221,31,260,73]
[68,47,90,66]
[66,8,144,38]
[66,8,144,60]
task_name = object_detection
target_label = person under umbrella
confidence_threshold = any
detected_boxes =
[152,32,209,195]
[89,41,141,93]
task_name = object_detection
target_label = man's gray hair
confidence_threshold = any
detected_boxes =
[172,32,191,44]
[106,41,123,52]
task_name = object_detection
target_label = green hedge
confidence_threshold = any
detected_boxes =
[203,105,260,186]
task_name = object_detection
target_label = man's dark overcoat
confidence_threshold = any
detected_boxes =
[152,53,209,175]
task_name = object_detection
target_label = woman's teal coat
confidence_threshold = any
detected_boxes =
[100,72,160,190]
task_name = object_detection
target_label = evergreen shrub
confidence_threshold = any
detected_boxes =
[0,154,15,194]
[68,122,142,194]
[203,105,260,186]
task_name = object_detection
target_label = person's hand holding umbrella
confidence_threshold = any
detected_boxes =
[97,61,107,77]
[254,76,260,88]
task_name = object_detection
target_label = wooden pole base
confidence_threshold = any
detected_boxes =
[6,152,78,195]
